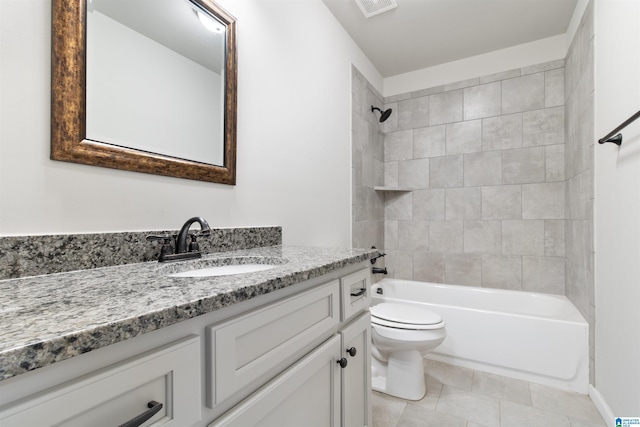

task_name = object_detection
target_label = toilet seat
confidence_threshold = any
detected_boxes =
[371,303,444,330]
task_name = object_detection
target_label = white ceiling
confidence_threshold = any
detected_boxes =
[322,0,578,77]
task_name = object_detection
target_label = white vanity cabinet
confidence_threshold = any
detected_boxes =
[209,312,371,427]
[208,269,372,427]
[0,262,372,427]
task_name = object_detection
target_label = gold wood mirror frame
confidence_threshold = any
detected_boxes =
[51,0,237,184]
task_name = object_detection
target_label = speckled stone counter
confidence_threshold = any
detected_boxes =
[0,245,376,381]
[0,226,282,280]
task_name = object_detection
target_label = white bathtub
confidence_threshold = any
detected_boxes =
[371,279,589,393]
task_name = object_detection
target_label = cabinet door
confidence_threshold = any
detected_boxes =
[340,269,371,321]
[209,335,341,427]
[0,336,201,427]
[208,280,340,407]
[341,312,372,427]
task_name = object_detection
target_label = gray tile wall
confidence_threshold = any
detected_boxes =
[351,66,385,253]
[380,60,567,294]
[351,4,595,385]
[564,0,595,384]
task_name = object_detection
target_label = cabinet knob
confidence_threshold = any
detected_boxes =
[337,358,348,368]
[346,347,357,357]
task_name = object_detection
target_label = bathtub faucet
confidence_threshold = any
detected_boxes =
[372,267,388,275]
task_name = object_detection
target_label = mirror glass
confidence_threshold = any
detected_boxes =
[87,0,225,165]
[51,0,237,184]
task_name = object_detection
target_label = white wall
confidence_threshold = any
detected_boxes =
[0,0,382,247]
[594,0,640,417]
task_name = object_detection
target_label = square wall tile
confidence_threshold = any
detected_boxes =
[523,256,565,294]
[430,155,463,188]
[545,220,565,257]
[502,146,546,184]
[385,130,413,161]
[446,119,482,155]
[502,220,544,256]
[413,189,445,220]
[482,185,522,219]
[385,161,399,187]
[446,187,481,219]
[464,151,501,186]
[464,220,501,254]
[502,73,545,114]
[545,144,565,182]
[429,90,463,125]
[523,106,565,147]
[398,158,430,188]
[482,113,523,151]
[399,220,429,252]
[545,68,565,108]
[398,96,429,130]
[385,250,413,280]
[445,254,482,286]
[463,82,501,120]
[414,125,445,158]
[385,192,413,220]
[481,254,523,290]
[413,252,445,283]
[522,182,565,219]
[429,220,463,253]
[384,220,399,249]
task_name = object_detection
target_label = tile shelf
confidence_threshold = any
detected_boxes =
[373,186,413,192]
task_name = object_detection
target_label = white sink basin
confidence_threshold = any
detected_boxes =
[168,263,277,278]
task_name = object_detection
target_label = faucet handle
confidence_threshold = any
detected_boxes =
[146,235,175,262]
[188,233,201,252]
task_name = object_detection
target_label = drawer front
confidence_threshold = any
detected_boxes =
[208,280,340,407]
[0,336,201,427]
[209,335,341,427]
[340,268,371,321]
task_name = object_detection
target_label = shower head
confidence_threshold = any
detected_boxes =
[371,106,392,123]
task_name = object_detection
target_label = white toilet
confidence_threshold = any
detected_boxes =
[370,302,446,400]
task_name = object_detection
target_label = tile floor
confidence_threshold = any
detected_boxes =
[372,359,608,427]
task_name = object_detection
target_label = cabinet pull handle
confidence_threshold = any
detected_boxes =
[347,347,357,357]
[350,288,366,297]
[337,358,348,368]
[118,400,163,427]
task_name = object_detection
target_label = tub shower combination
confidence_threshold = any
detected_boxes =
[371,279,589,394]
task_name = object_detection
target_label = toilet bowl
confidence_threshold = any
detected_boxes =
[370,302,446,400]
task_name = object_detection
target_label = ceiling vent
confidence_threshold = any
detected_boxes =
[354,0,398,18]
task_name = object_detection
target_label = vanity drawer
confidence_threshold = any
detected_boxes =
[0,335,201,427]
[207,280,340,407]
[340,268,371,321]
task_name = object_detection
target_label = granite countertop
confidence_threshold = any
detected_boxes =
[0,245,376,381]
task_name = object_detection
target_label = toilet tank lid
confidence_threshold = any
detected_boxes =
[370,302,443,325]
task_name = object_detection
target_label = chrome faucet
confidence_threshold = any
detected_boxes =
[147,216,211,262]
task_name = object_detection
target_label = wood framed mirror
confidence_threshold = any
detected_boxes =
[51,0,237,184]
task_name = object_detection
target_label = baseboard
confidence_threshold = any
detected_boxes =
[589,384,614,426]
